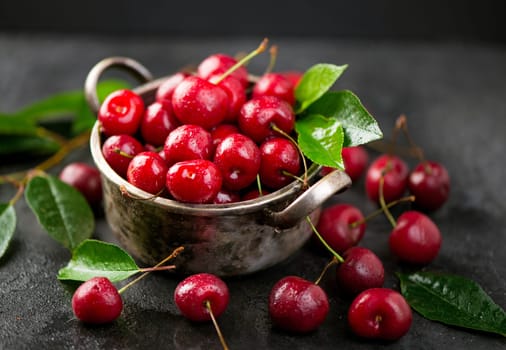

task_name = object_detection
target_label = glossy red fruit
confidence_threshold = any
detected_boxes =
[280,71,303,88]
[408,161,450,211]
[269,276,329,333]
[336,247,384,297]
[238,95,295,143]
[174,273,230,322]
[209,74,246,123]
[213,133,261,191]
[348,288,412,340]
[365,154,409,204]
[241,188,270,201]
[126,151,168,194]
[140,100,180,147]
[98,89,144,136]
[210,124,239,150]
[389,210,442,265]
[155,72,190,103]
[252,72,295,106]
[213,189,241,204]
[321,146,369,181]
[171,76,229,130]
[166,159,222,203]
[197,53,249,88]
[71,277,123,324]
[102,134,145,178]
[163,124,213,165]
[59,162,102,206]
[315,203,366,253]
[259,137,300,190]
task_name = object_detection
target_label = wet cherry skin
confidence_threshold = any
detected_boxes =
[408,161,450,212]
[126,151,168,195]
[98,89,144,136]
[365,154,409,204]
[59,162,103,206]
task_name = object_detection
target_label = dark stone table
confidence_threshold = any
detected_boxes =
[1,35,505,349]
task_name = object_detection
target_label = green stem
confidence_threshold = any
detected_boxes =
[349,195,415,229]
[379,175,397,228]
[306,216,344,263]
[314,257,339,285]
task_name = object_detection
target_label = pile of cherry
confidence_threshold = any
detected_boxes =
[60,44,450,348]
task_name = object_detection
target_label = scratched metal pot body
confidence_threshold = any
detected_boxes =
[86,57,351,276]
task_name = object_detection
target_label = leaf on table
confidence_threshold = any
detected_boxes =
[58,239,140,282]
[295,63,348,113]
[398,271,506,337]
[0,203,16,260]
[295,114,344,169]
[305,90,383,147]
[0,135,61,155]
[25,175,94,251]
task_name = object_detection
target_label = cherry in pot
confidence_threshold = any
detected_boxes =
[348,288,412,340]
[389,210,442,265]
[102,134,145,178]
[126,151,168,195]
[59,162,102,206]
[163,124,213,165]
[408,160,450,211]
[98,89,144,136]
[252,72,295,106]
[155,72,190,103]
[140,100,180,147]
[71,277,123,324]
[197,53,249,88]
[268,276,329,333]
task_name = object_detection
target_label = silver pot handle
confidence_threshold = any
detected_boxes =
[84,56,154,114]
[264,170,351,229]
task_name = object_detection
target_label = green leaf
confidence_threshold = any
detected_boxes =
[398,271,506,336]
[305,90,383,147]
[0,203,16,259]
[58,239,140,282]
[25,175,94,250]
[295,63,348,113]
[0,135,60,155]
[295,114,344,169]
[0,115,37,135]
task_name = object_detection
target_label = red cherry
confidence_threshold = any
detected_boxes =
[348,288,412,340]
[336,247,384,297]
[102,134,145,178]
[365,154,409,203]
[163,124,213,165]
[213,133,261,191]
[197,53,249,88]
[279,70,303,88]
[389,210,442,265]
[98,89,144,136]
[258,137,300,190]
[408,161,450,211]
[315,203,366,253]
[71,277,123,324]
[166,159,222,204]
[252,72,295,106]
[213,189,241,204]
[126,151,168,194]
[241,188,270,201]
[268,276,329,333]
[210,124,239,150]
[140,100,180,147]
[209,74,246,123]
[59,162,102,206]
[174,273,230,322]
[155,72,190,103]
[171,76,229,130]
[238,95,295,143]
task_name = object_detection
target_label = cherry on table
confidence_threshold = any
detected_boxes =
[71,277,123,324]
[348,288,412,340]
[126,151,168,195]
[102,134,145,178]
[238,95,295,143]
[166,159,222,203]
[315,203,366,254]
[59,162,102,206]
[259,137,300,190]
[163,124,213,166]
[365,154,409,204]
[98,89,144,136]
[140,100,180,147]
[389,210,442,265]
[268,275,329,333]
[408,160,450,212]
[321,145,370,183]
[213,133,261,191]
[336,246,384,297]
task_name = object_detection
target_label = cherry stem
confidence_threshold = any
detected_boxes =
[306,216,344,263]
[349,195,415,229]
[255,174,264,196]
[138,265,176,273]
[396,114,426,164]
[314,257,339,285]
[379,174,397,228]
[212,38,269,85]
[264,45,278,75]
[113,148,134,159]
[118,246,184,294]
[271,123,309,188]
[205,300,230,350]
